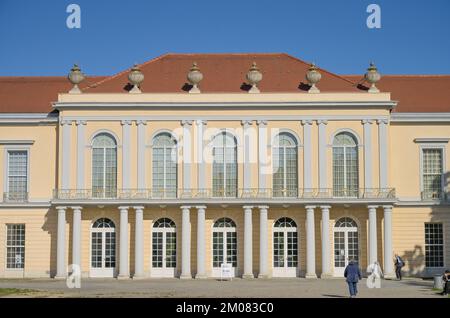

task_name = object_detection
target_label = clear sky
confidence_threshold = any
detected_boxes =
[0,0,449,76]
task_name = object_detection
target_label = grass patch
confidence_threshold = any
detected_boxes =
[0,288,39,297]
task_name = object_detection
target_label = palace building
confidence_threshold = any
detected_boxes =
[0,53,449,279]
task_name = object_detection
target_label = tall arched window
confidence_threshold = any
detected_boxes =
[273,133,298,197]
[333,132,359,197]
[212,132,237,197]
[334,217,359,275]
[91,218,116,277]
[152,132,177,198]
[92,133,117,198]
[152,218,176,277]
[273,217,298,277]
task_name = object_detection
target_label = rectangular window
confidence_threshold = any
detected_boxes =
[6,150,28,201]
[6,224,25,269]
[422,148,443,200]
[425,223,444,268]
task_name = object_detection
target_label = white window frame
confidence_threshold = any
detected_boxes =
[211,132,238,198]
[424,222,445,268]
[419,144,446,200]
[5,223,26,271]
[332,133,359,197]
[272,133,299,197]
[3,147,30,201]
[151,133,178,195]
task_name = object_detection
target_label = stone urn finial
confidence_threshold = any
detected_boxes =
[68,64,85,94]
[365,62,381,93]
[306,62,321,93]
[246,62,262,93]
[128,64,144,94]
[187,62,203,94]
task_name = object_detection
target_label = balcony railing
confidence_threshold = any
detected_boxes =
[3,192,29,203]
[421,191,447,201]
[53,188,396,201]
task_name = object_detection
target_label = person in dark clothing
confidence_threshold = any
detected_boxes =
[442,270,450,296]
[394,254,405,280]
[344,259,362,298]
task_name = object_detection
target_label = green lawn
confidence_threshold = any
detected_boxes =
[0,288,39,297]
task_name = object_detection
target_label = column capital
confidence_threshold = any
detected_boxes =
[243,205,254,210]
[362,119,374,125]
[118,206,130,211]
[181,120,193,127]
[195,205,207,210]
[257,205,269,210]
[301,119,313,126]
[60,120,72,126]
[132,206,145,211]
[195,119,207,126]
[256,120,267,126]
[377,119,389,125]
[70,206,83,211]
[305,205,316,210]
[382,205,393,211]
[121,120,133,126]
[367,205,379,209]
[136,120,147,126]
[56,206,67,211]
[319,205,331,210]
[75,120,87,126]
[180,205,192,210]
[241,120,253,127]
[317,119,328,125]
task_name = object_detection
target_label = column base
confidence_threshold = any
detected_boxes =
[180,274,192,279]
[54,275,67,280]
[305,273,318,279]
[319,273,333,279]
[242,274,255,279]
[117,274,131,280]
[257,274,269,279]
[132,274,146,280]
[383,273,397,280]
[195,273,208,279]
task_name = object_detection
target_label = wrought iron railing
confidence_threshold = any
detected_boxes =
[3,192,29,202]
[421,191,446,201]
[53,188,396,201]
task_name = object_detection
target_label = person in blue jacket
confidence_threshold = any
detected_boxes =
[344,259,362,298]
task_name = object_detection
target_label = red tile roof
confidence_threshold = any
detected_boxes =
[0,53,449,114]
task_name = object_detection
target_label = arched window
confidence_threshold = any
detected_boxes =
[152,133,177,198]
[152,218,176,274]
[212,132,237,198]
[332,132,359,197]
[91,218,116,277]
[212,218,237,275]
[273,217,298,276]
[92,133,117,198]
[273,133,298,197]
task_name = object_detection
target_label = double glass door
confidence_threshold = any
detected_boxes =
[333,217,359,276]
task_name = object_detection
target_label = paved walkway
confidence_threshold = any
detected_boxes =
[0,277,444,298]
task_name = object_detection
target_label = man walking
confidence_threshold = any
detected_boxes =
[344,259,362,298]
[394,254,405,280]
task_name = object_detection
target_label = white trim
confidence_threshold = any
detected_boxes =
[76,122,86,190]
[149,129,180,147]
[137,121,147,189]
[3,147,30,198]
[329,128,362,146]
[419,145,446,198]
[363,120,373,189]
[391,113,450,123]
[302,121,313,189]
[121,121,131,189]
[414,138,450,144]
[89,129,120,147]
[207,128,242,147]
[318,121,327,189]
[0,113,58,124]
[0,140,35,145]
[271,129,302,147]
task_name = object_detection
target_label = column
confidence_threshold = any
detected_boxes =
[258,205,269,278]
[363,120,374,190]
[137,120,147,189]
[61,120,72,189]
[75,121,86,189]
[368,205,378,265]
[181,120,193,192]
[302,121,313,191]
[383,205,395,278]
[71,206,82,270]
[118,206,129,279]
[320,205,331,278]
[55,206,67,278]
[180,206,192,279]
[242,121,253,190]
[377,119,389,189]
[305,205,317,278]
[257,120,268,191]
[243,206,254,278]
[196,120,207,190]
[195,206,206,279]
[133,206,144,278]
[317,120,328,190]
[121,120,132,189]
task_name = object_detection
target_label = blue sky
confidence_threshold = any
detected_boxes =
[0,0,449,76]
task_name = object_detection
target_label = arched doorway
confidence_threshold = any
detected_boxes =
[273,217,298,277]
[212,217,237,277]
[90,218,116,277]
[151,218,177,277]
[333,217,359,276]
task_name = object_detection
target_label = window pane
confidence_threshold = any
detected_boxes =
[8,151,28,200]
[6,224,25,269]
[422,149,443,196]
[425,223,444,267]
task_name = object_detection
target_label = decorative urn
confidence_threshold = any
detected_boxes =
[305,63,321,93]
[187,62,203,93]
[128,64,144,93]
[68,64,85,94]
[364,62,381,93]
[246,62,262,93]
